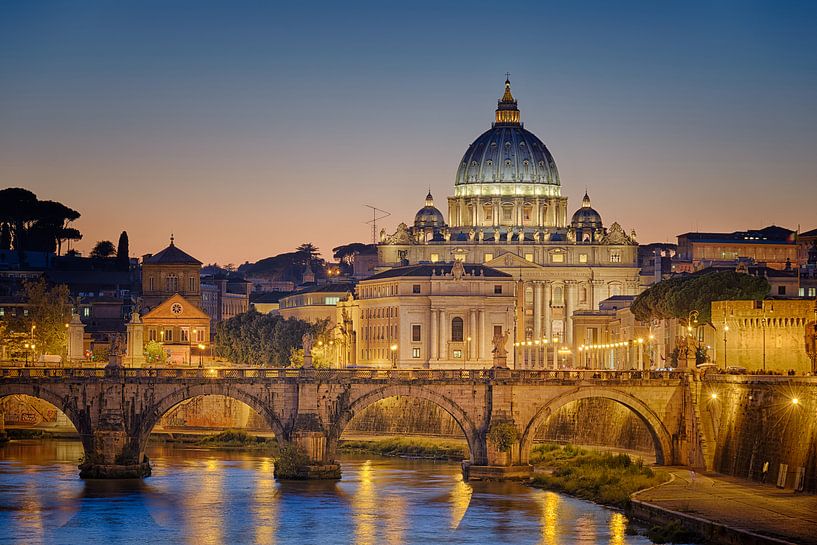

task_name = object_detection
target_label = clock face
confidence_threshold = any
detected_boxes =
[171,303,183,315]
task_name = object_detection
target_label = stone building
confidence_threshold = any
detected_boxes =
[200,274,251,327]
[141,236,202,310]
[674,225,797,273]
[378,79,641,352]
[336,262,515,369]
[277,282,356,327]
[710,298,817,373]
[141,294,210,365]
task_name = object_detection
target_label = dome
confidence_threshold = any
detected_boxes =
[455,79,560,187]
[414,191,445,229]
[571,192,603,228]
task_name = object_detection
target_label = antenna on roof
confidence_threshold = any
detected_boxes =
[364,205,391,244]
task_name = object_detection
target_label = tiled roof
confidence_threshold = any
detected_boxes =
[144,243,201,265]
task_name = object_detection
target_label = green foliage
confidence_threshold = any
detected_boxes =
[144,340,166,364]
[529,443,668,508]
[196,430,277,449]
[214,310,328,366]
[116,231,129,264]
[0,278,71,358]
[487,421,520,452]
[273,442,311,479]
[631,270,769,324]
[338,437,468,459]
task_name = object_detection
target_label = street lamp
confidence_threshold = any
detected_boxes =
[686,310,699,369]
[390,343,398,369]
[197,343,206,368]
[722,323,729,369]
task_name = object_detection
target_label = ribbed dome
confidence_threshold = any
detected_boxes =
[414,191,445,229]
[571,192,603,228]
[455,79,560,187]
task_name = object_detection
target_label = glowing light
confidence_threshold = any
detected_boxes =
[710,393,717,399]
[792,398,799,405]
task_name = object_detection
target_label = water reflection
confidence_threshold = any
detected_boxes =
[0,440,658,545]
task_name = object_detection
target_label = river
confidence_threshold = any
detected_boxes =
[0,439,660,545]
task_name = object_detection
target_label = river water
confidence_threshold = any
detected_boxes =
[0,439,659,545]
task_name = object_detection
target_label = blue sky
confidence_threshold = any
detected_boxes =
[1,1,815,262]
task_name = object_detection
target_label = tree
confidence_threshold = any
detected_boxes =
[0,189,81,255]
[117,231,130,267]
[631,270,770,325]
[90,240,116,258]
[213,311,324,366]
[0,224,10,250]
[18,278,71,357]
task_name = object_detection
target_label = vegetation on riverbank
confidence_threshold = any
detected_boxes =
[338,437,467,460]
[151,430,278,450]
[530,443,668,508]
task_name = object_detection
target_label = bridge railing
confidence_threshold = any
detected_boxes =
[0,366,689,382]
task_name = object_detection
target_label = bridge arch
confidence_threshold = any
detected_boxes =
[0,384,91,452]
[136,384,287,458]
[328,385,484,464]
[519,388,674,465]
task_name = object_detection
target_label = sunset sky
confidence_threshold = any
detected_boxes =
[1,1,815,265]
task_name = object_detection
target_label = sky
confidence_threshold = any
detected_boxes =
[1,1,816,264]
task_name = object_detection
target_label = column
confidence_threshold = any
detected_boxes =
[478,310,486,360]
[472,201,477,226]
[543,281,552,340]
[591,280,604,310]
[533,282,543,339]
[565,281,576,346]
[430,309,438,361]
[439,309,446,361]
[469,309,477,360]
[493,200,499,227]
[474,197,481,226]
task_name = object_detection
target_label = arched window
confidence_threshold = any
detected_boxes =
[166,273,178,293]
[451,317,464,342]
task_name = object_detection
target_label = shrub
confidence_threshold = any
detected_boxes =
[487,422,520,452]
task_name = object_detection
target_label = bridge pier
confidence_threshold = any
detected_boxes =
[78,411,150,479]
[0,411,7,444]
[463,417,533,481]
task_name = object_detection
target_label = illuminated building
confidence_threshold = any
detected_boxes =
[378,78,640,356]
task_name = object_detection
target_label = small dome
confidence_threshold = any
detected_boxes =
[571,192,603,228]
[414,191,445,229]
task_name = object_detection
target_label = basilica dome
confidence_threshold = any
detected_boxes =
[414,191,445,229]
[455,79,560,188]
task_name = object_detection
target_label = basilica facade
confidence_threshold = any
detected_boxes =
[377,79,641,361]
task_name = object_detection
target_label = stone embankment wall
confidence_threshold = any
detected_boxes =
[705,377,817,492]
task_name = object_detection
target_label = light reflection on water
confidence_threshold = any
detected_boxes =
[0,440,656,545]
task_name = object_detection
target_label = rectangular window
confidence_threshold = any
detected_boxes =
[579,254,588,263]
[412,284,421,294]
[524,253,534,262]
[430,253,440,263]
[82,307,90,318]
[148,329,157,342]
[494,325,503,337]
[809,288,816,297]
[503,208,512,221]
[610,250,622,263]
[551,253,564,263]
[189,276,195,292]
[324,296,340,305]
[180,328,189,342]
[149,277,154,291]
[484,253,493,263]
[453,349,463,359]
[0,308,4,317]
[800,288,806,296]
[412,324,421,342]
[164,328,173,342]
[197,329,206,342]
[412,347,421,358]
[778,286,786,295]
[494,285,502,294]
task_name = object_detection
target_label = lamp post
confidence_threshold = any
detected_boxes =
[686,310,699,369]
[197,343,205,368]
[390,343,398,369]
[722,323,729,369]
[760,317,767,373]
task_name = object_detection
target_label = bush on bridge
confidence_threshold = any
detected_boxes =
[631,270,769,324]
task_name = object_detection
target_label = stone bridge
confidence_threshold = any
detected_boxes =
[0,367,709,480]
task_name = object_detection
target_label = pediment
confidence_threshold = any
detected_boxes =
[143,294,209,320]
[484,252,545,270]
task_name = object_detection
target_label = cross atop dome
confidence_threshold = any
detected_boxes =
[495,76,520,126]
